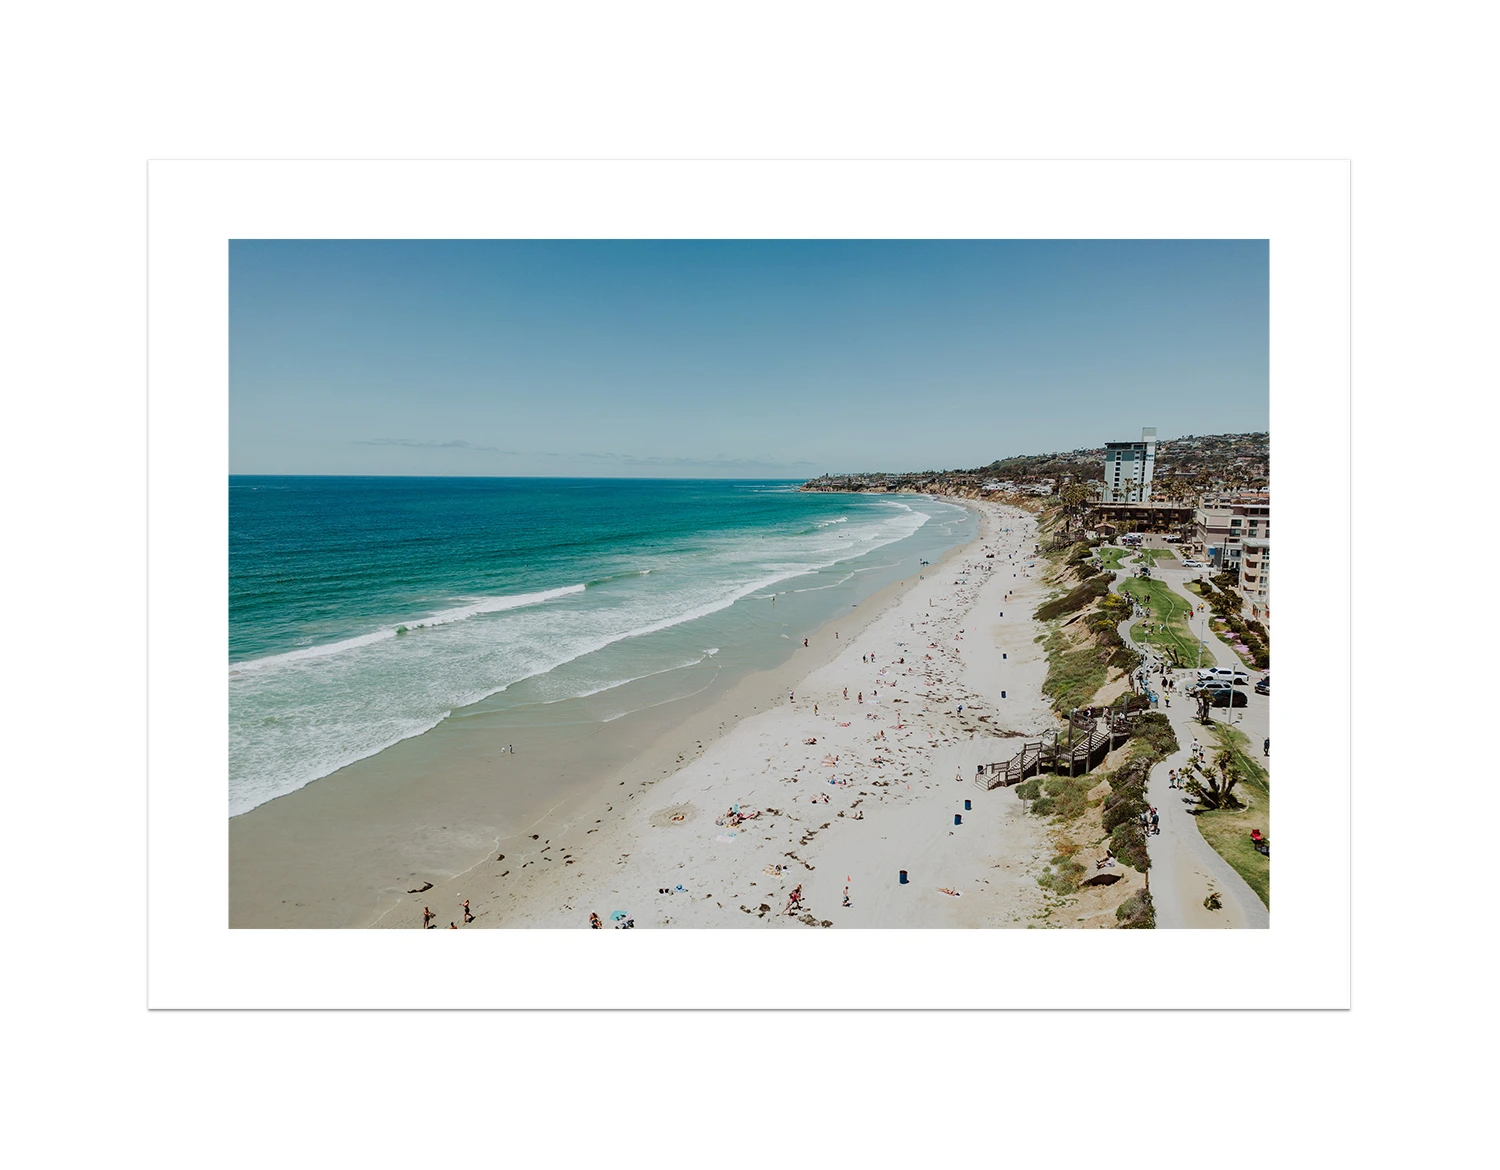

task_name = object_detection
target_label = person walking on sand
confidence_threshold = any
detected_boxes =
[423,906,435,929]
[450,921,458,929]
[462,898,474,924]
[784,885,803,915]
[842,886,851,908]
[843,687,848,700]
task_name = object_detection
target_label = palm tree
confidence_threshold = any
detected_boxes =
[1187,748,1244,810]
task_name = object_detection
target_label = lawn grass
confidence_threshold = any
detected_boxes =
[1120,577,1215,668]
[1097,546,1129,570]
[1134,547,1174,568]
[1191,724,1270,908]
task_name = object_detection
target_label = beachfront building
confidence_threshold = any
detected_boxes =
[1088,501,1194,536]
[1101,427,1157,503]
[1239,537,1270,624]
[1193,495,1271,573]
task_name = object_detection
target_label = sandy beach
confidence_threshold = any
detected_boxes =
[360,497,1104,929]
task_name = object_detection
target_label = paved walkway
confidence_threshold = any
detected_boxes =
[1108,551,1270,929]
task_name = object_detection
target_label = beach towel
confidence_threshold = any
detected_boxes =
[610,911,628,921]
[714,833,738,843]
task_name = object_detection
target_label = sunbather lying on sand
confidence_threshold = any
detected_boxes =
[938,887,962,897]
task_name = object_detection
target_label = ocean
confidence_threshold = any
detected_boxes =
[229,477,975,816]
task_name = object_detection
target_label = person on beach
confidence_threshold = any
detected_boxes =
[784,885,803,914]
[842,886,851,908]
[423,906,435,929]
[1150,807,1160,835]
[449,922,458,929]
[843,687,848,700]
[462,899,473,924]
[589,912,602,929]
[858,692,863,703]
[804,638,808,647]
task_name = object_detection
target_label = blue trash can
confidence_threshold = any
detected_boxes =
[899,870,908,885]
[954,814,963,825]
[964,799,972,811]
[1001,690,1006,698]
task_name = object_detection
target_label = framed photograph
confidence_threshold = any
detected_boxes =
[148,160,1349,1007]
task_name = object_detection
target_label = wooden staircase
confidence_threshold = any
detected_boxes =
[974,709,1142,790]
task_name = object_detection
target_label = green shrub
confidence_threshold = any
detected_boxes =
[1102,792,1147,834]
[1035,575,1111,621]
[1116,889,1155,928]
[1037,857,1087,896]
[1014,778,1042,801]
[1030,774,1098,821]
[1132,712,1180,759]
[1109,822,1150,872]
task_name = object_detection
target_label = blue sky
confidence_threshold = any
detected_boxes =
[230,239,1268,477]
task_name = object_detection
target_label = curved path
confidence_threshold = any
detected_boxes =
[1105,549,1269,929]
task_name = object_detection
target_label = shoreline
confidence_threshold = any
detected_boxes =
[229,495,978,927]
[371,497,1074,929]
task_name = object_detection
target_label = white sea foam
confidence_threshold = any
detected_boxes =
[230,583,586,675]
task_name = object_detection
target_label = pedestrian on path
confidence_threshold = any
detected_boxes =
[1150,807,1160,835]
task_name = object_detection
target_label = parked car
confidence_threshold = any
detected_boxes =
[1255,675,1270,695]
[1187,679,1233,695]
[1197,667,1250,684]
[1180,558,1206,568]
[1208,689,1249,708]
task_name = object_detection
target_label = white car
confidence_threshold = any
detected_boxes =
[1180,559,1206,568]
[1197,667,1250,684]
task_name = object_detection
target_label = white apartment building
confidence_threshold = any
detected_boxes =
[1102,427,1157,503]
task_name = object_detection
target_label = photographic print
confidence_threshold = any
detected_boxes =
[228,238,1271,932]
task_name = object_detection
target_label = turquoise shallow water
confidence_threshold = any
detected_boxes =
[229,477,974,815]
